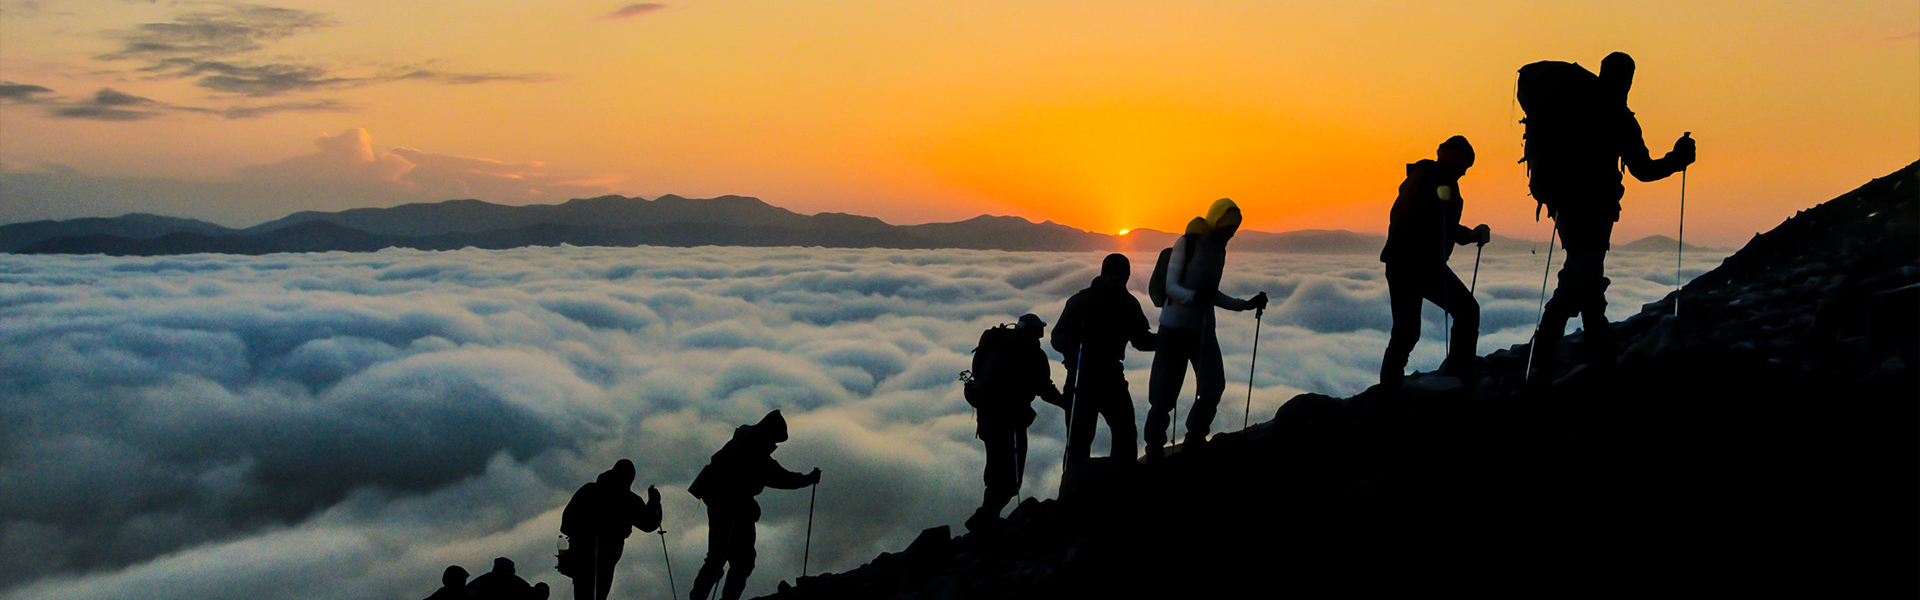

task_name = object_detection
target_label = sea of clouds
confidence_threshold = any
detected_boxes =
[0,243,1727,600]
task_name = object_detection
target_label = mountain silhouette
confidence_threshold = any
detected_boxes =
[11,195,1395,256]
[1617,233,1723,253]
[0,213,233,253]
[758,160,1918,599]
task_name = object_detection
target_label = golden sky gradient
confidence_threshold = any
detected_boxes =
[1,1,1914,246]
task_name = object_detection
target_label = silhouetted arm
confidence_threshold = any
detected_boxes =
[1165,237,1197,305]
[762,459,815,490]
[1619,115,1692,182]
[627,486,662,533]
[1450,223,1477,246]
[1051,292,1083,361]
[1212,292,1253,311]
[1127,296,1157,351]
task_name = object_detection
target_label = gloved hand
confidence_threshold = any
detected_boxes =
[647,485,661,505]
[1669,133,1696,169]
[1250,291,1269,311]
[807,467,823,485]
[1475,224,1491,246]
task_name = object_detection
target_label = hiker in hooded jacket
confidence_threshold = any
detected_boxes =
[1146,198,1268,460]
[1521,52,1695,376]
[1379,136,1492,387]
[1052,254,1156,465]
[687,410,821,600]
[964,313,1066,532]
[559,459,663,600]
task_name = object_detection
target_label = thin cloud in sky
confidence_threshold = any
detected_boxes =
[83,3,553,109]
[0,82,56,101]
[51,88,167,121]
[604,3,668,20]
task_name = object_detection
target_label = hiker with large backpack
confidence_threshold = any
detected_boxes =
[1518,52,1696,377]
[558,459,663,600]
[686,410,821,600]
[961,313,1065,532]
[1379,136,1492,387]
[1145,198,1268,461]
[1051,254,1158,466]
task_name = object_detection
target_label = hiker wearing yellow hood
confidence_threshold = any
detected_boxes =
[1146,198,1268,460]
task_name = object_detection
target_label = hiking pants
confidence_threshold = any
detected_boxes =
[978,423,1025,516]
[1382,261,1480,377]
[690,500,757,600]
[1067,360,1138,464]
[1536,215,1617,365]
[1146,325,1223,449]
[572,534,624,600]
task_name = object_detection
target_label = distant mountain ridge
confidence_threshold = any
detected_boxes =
[7,195,1396,256]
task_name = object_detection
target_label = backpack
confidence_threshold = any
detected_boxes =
[1516,60,1602,220]
[1147,235,1194,308]
[962,323,1026,409]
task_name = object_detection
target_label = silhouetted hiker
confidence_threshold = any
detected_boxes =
[559,459,663,600]
[1519,52,1695,376]
[1380,136,1492,387]
[1052,255,1156,465]
[1145,199,1268,460]
[467,557,550,600]
[687,410,821,600]
[422,565,468,600]
[962,313,1067,532]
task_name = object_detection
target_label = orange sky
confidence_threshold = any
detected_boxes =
[1,1,1914,246]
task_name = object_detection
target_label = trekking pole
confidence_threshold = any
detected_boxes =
[1243,305,1263,431]
[802,478,817,579]
[1525,223,1558,380]
[1675,138,1689,317]
[1471,243,1483,294]
[1063,343,1084,469]
[659,530,678,600]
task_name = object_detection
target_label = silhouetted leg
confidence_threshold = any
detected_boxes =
[592,536,623,600]
[979,425,1017,516]
[718,522,756,600]
[1558,216,1615,364]
[1381,262,1426,385]
[1423,266,1479,365]
[1100,374,1138,462]
[1066,383,1099,464]
[1184,331,1225,445]
[690,503,741,600]
[1145,327,1198,453]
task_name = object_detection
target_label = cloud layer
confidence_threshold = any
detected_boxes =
[0,245,1726,600]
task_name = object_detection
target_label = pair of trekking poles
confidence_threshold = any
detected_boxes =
[1525,152,1691,378]
[655,478,818,600]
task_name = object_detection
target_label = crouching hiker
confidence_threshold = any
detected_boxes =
[962,313,1066,532]
[467,557,550,600]
[687,410,821,600]
[1379,135,1491,387]
[559,459,663,600]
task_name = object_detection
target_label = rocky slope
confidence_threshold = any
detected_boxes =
[760,160,1919,599]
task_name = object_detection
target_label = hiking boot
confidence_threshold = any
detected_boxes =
[1144,444,1165,464]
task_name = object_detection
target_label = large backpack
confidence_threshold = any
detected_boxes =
[963,323,1027,409]
[1516,60,1603,220]
[1147,235,1194,308]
